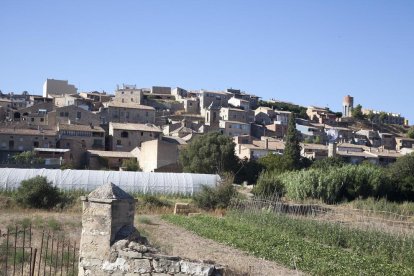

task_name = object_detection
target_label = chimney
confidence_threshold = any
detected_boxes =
[265,138,269,149]
[328,142,337,157]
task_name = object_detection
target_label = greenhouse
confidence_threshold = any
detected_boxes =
[0,168,220,195]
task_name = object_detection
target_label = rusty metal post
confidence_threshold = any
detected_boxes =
[43,232,50,276]
[38,230,45,276]
[5,228,9,275]
[13,225,17,276]
[49,235,54,276]
[22,226,26,275]
[60,239,65,276]
[30,248,37,276]
[54,238,59,274]
[72,243,76,274]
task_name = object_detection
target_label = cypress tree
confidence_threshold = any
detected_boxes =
[284,113,301,169]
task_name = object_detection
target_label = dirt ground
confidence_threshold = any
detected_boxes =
[136,215,302,276]
[0,208,300,276]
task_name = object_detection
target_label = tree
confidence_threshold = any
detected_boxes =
[387,153,414,201]
[379,112,388,125]
[351,104,365,120]
[258,153,292,174]
[179,132,239,174]
[234,158,263,184]
[14,176,62,209]
[367,110,375,122]
[407,127,414,139]
[283,114,302,169]
[122,158,141,171]
[335,112,343,119]
[12,151,44,166]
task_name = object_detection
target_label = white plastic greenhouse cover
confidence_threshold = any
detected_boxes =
[0,168,221,195]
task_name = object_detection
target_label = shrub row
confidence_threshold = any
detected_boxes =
[255,161,413,203]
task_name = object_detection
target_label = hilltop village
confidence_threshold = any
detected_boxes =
[0,78,413,172]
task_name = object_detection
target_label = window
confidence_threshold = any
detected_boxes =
[145,111,148,117]
[33,141,39,147]
[60,112,64,117]
[121,131,129,138]
[31,118,34,122]
[141,132,144,136]
[116,140,122,146]
[77,112,81,119]
[93,139,103,146]
[40,118,44,122]
[9,140,14,149]
[131,98,134,102]
[64,112,69,117]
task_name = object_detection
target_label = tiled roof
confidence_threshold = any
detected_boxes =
[58,124,104,132]
[87,150,135,158]
[0,128,56,136]
[107,101,155,110]
[241,140,285,150]
[110,122,162,132]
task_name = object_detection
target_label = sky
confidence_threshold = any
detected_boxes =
[1,1,413,123]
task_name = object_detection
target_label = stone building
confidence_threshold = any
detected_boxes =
[49,105,101,126]
[43,79,77,98]
[87,150,137,170]
[0,127,57,162]
[199,90,231,116]
[57,124,105,150]
[114,84,143,105]
[219,120,251,137]
[234,136,285,160]
[137,139,180,172]
[220,107,249,123]
[395,137,414,151]
[109,122,162,152]
[104,102,156,124]
[307,106,337,124]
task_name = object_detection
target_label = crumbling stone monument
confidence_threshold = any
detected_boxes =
[78,183,223,276]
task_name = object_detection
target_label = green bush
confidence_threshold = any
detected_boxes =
[252,171,284,196]
[141,195,171,207]
[122,159,141,171]
[194,183,236,210]
[14,176,63,209]
[282,164,390,203]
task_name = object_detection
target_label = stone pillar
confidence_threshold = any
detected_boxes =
[78,182,136,275]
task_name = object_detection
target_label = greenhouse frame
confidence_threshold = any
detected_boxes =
[0,168,221,195]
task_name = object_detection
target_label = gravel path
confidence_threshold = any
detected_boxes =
[136,215,302,276]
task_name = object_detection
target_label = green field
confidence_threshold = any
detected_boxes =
[163,211,414,275]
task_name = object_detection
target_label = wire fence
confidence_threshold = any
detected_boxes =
[230,194,414,237]
[0,225,78,276]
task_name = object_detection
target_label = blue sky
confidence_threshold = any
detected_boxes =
[1,1,413,123]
